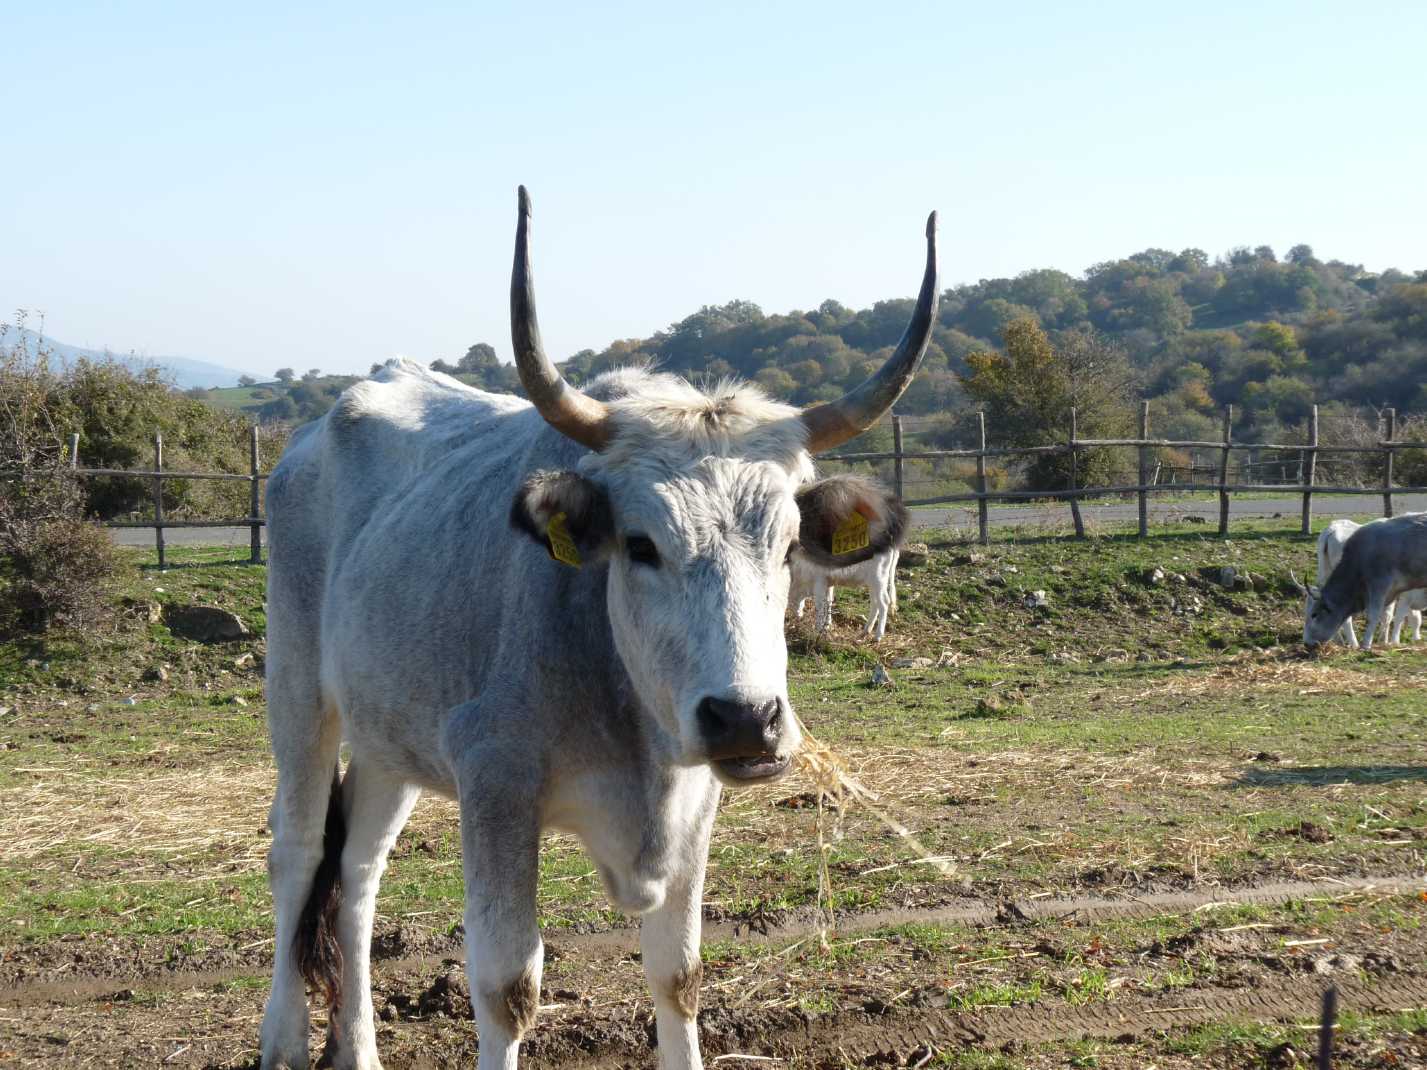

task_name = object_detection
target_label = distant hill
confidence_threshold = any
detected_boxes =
[2,325,249,390]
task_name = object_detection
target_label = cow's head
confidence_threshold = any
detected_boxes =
[1292,571,1357,648]
[508,188,934,785]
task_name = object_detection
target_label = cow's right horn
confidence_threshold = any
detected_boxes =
[1288,570,1308,595]
[799,210,940,452]
[511,186,613,451]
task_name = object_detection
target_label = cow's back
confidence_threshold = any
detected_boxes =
[265,360,614,790]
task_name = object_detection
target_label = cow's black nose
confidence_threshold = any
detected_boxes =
[697,696,782,759]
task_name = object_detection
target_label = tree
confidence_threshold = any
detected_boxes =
[237,374,257,387]
[959,319,1135,490]
[369,363,383,376]
[430,359,458,374]
[458,342,499,373]
[275,368,295,383]
[303,368,322,381]
[753,366,796,398]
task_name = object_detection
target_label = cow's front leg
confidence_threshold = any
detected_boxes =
[456,759,543,1070]
[640,816,715,1069]
[1361,587,1390,651]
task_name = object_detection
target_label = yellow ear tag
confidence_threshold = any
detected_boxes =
[546,512,582,568]
[831,510,871,556]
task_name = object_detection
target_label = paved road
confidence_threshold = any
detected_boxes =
[110,493,1427,549]
[909,492,1427,532]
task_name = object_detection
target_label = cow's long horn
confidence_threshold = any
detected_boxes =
[511,186,613,451]
[800,211,940,452]
[1289,570,1309,595]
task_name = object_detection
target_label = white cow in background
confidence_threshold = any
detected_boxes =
[1388,587,1425,644]
[791,546,900,640]
[1313,516,1425,647]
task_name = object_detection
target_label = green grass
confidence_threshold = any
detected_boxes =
[946,978,1044,1010]
[3,528,1427,951]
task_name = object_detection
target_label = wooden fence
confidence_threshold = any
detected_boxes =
[823,404,1427,545]
[57,404,1427,564]
[66,428,267,568]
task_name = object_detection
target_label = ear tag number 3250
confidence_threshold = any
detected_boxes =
[831,510,870,556]
[546,512,582,568]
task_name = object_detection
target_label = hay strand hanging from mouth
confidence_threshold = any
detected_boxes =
[791,717,958,945]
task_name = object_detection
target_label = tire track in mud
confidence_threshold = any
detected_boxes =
[4,874,1421,1009]
[669,975,1427,1067]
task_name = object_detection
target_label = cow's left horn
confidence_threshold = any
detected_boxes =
[800,211,940,452]
[511,186,613,451]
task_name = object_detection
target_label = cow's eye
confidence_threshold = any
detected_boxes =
[626,535,660,567]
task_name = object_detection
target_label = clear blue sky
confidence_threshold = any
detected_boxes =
[4,0,1424,378]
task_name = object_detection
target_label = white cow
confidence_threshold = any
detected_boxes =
[1312,516,1424,646]
[1388,587,1426,644]
[791,546,900,639]
[257,188,935,1070]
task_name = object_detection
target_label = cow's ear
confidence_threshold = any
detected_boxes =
[795,475,907,567]
[510,470,614,568]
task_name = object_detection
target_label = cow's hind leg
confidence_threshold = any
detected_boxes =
[1390,601,1410,645]
[815,580,834,632]
[322,759,421,1070]
[1377,599,1397,644]
[261,696,341,1069]
[1339,616,1360,648]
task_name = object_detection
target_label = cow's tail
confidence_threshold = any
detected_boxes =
[296,765,346,1023]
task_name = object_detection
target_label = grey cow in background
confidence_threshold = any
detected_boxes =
[258,188,936,1070]
[1301,513,1427,649]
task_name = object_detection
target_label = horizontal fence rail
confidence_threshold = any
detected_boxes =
[823,406,1427,544]
[65,429,268,568]
[26,404,1427,564]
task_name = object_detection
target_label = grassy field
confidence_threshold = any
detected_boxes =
[202,383,283,413]
[2,522,1426,1067]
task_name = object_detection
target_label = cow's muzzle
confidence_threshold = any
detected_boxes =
[698,696,790,781]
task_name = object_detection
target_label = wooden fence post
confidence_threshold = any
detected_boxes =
[891,414,904,501]
[153,433,166,569]
[68,432,80,470]
[976,411,989,546]
[1218,406,1233,537]
[1383,407,1396,518]
[1137,400,1150,538]
[249,425,263,565]
[1068,408,1085,539]
[1301,404,1318,536]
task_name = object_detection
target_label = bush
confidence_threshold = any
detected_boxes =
[0,325,289,521]
[1,323,117,635]
[0,510,117,636]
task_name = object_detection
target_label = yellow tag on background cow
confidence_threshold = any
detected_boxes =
[546,512,582,568]
[831,510,871,556]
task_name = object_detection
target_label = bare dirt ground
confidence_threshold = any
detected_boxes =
[6,878,1427,1067]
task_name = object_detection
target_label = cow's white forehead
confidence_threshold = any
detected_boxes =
[580,368,814,477]
[617,458,803,559]
[576,368,813,553]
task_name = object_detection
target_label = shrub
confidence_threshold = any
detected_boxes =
[0,322,290,521]
[0,322,117,635]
